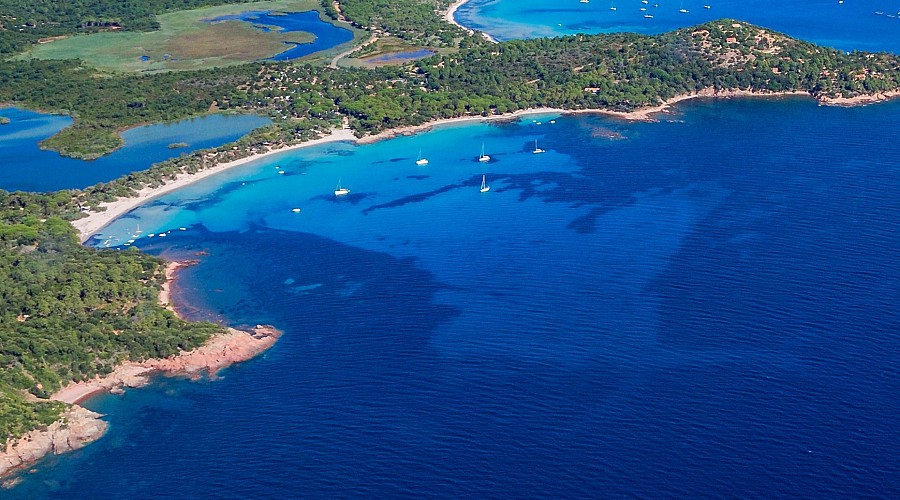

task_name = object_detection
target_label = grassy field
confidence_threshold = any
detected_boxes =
[20,0,358,72]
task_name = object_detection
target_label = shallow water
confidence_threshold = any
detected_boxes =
[0,110,269,192]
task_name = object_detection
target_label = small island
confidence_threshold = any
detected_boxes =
[167,141,189,149]
[0,117,9,125]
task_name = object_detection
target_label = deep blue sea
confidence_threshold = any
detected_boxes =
[10,3,900,497]
[204,10,353,60]
[0,109,269,192]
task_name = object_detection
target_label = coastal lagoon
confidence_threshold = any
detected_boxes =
[205,10,354,60]
[455,0,900,53]
[15,97,899,497]
[0,110,269,191]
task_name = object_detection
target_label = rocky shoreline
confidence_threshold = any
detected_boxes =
[0,406,107,488]
[0,262,282,482]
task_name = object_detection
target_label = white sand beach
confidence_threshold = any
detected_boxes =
[72,86,900,244]
[72,127,357,242]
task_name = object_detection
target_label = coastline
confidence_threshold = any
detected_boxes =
[1,261,282,481]
[444,0,472,33]
[72,127,358,242]
[51,261,282,405]
[444,0,497,43]
[72,87,900,244]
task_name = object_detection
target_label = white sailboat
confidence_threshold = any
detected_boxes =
[532,139,545,154]
[334,178,350,196]
[610,1,617,10]
[480,175,491,193]
[415,149,429,166]
[478,144,491,162]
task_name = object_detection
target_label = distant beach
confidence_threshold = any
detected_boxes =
[444,0,497,43]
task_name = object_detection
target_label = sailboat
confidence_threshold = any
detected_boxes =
[610,1,617,10]
[334,178,350,196]
[478,144,491,162]
[480,175,491,193]
[679,1,688,12]
[532,139,545,154]
[415,149,429,166]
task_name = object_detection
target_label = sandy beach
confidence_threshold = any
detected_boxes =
[444,0,497,43]
[72,127,357,242]
[72,87,900,244]
[444,0,472,33]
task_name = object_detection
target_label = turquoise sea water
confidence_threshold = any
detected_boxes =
[456,0,900,52]
[9,5,900,498]
[0,109,269,192]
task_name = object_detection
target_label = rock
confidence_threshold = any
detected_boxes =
[0,406,107,479]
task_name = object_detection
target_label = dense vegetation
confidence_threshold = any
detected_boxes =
[1,0,900,449]
[0,190,224,443]
[0,60,258,159]
[324,0,476,48]
[0,0,255,54]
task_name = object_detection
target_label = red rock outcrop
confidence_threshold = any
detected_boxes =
[0,406,108,479]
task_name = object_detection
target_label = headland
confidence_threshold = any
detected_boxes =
[0,261,282,480]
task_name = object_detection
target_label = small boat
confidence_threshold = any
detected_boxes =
[680,8,688,13]
[640,7,647,10]
[580,0,589,3]
[415,149,429,166]
[480,175,491,193]
[533,140,545,154]
[704,5,711,8]
[478,144,491,162]
[334,178,350,196]
[291,208,302,213]
[644,13,654,18]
